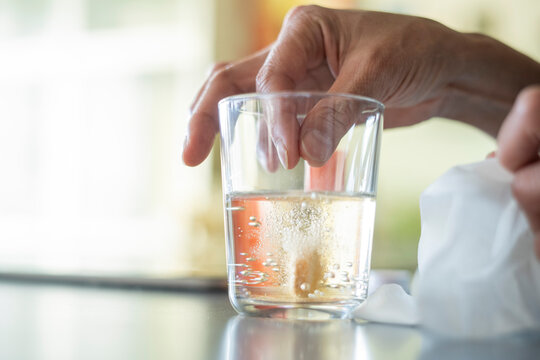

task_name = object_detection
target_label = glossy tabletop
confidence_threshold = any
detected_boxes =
[0,277,539,360]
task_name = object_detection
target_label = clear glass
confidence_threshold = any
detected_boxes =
[219,92,384,319]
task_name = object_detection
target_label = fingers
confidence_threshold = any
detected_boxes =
[299,62,383,166]
[262,97,299,169]
[512,162,540,259]
[182,48,269,166]
[256,117,279,172]
[189,62,228,115]
[498,85,540,172]
[255,6,327,94]
[300,94,358,166]
[255,5,329,169]
[497,85,540,259]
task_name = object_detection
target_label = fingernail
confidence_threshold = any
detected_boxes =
[301,130,332,166]
[276,140,289,169]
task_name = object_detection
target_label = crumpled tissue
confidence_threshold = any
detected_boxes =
[353,159,540,337]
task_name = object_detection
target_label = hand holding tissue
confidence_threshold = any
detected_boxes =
[354,159,540,337]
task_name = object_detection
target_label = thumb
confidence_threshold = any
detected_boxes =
[300,70,383,166]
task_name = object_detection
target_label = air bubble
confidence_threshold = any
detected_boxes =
[266,252,273,256]
[249,216,257,221]
[323,272,335,279]
[272,267,279,272]
[345,262,353,268]
[239,252,247,256]
[308,293,316,299]
[310,192,317,199]
[227,206,245,211]
[248,221,261,227]
[301,201,307,210]
[300,282,310,291]
[246,257,256,262]
[270,262,278,267]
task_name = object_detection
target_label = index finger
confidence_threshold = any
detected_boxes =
[182,48,269,167]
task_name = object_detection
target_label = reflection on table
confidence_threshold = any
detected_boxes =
[0,275,539,360]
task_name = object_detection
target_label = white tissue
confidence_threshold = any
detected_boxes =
[415,159,540,337]
[353,284,418,325]
[354,159,540,338]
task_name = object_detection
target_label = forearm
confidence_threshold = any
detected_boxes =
[439,33,540,137]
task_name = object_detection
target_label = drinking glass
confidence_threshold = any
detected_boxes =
[219,92,383,319]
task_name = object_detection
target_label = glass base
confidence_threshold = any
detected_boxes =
[231,298,361,320]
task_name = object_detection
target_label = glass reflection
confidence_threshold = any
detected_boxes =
[223,316,363,360]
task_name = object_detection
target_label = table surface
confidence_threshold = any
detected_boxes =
[1,276,539,360]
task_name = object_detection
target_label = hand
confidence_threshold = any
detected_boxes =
[183,6,540,168]
[498,85,540,259]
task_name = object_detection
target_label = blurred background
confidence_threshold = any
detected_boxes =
[0,0,538,280]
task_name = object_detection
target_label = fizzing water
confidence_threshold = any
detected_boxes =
[224,190,376,319]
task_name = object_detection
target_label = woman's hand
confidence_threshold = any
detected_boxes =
[183,6,540,168]
[498,85,540,258]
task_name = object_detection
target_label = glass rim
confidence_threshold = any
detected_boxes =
[218,91,385,111]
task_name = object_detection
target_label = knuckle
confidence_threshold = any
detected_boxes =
[255,66,272,92]
[209,67,231,86]
[285,5,322,25]
[209,62,228,75]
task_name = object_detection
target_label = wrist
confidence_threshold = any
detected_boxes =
[437,32,540,137]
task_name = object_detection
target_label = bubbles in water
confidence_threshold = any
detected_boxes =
[323,272,335,279]
[227,206,245,211]
[228,191,375,305]
[231,263,248,268]
[240,270,269,285]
